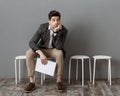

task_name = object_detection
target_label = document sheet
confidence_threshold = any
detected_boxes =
[35,58,56,76]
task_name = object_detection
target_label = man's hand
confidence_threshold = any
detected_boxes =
[36,50,48,65]
[40,54,48,65]
[53,24,62,32]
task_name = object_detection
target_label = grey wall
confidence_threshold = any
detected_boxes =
[0,0,120,79]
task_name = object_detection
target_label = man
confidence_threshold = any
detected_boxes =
[24,10,68,93]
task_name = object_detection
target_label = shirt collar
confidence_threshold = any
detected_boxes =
[48,25,52,30]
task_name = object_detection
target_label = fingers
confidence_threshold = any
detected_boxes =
[54,24,62,32]
[58,24,62,29]
[41,59,48,65]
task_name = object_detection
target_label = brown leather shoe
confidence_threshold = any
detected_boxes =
[24,82,35,93]
[56,82,65,92]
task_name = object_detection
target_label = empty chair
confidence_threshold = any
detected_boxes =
[68,55,92,86]
[92,55,112,85]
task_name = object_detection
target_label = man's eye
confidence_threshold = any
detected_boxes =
[52,19,55,22]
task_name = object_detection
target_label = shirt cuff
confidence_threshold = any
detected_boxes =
[35,50,39,53]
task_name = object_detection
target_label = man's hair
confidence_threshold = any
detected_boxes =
[48,10,61,20]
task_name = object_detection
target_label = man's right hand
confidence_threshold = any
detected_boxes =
[36,50,48,65]
[40,54,48,65]
[53,24,62,32]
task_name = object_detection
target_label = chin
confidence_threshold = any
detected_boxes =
[53,26,57,29]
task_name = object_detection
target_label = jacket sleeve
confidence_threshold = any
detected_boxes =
[29,24,43,52]
[52,25,68,50]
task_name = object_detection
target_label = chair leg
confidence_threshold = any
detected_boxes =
[108,60,110,82]
[93,59,96,85]
[68,58,72,84]
[15,59,17,85]
[41,73,43,85]
[19,59,21,82]
[82,59,84,86]
[43,73,45,80]
[89,58,92,82]
[109,59,111,85]
[34,75,35,82]
[76,59,78,80]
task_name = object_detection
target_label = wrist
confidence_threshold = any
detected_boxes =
[36,50,42,54]
[36,50,39,53]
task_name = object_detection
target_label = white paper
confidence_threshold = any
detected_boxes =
[35,58,56,76]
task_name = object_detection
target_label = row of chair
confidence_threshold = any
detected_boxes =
[68,55,112,86]
[15,55,112,86]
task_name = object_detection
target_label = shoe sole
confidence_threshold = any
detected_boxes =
[55,87,65,93]
[56,89,65,93]
[24,87,36,93]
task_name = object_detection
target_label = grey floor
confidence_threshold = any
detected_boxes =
[0,78,120,96]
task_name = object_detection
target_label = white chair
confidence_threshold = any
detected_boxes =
[15,55,26,84]
[92,55,112,85]
[68,55,92,86]
[15,55,45,85]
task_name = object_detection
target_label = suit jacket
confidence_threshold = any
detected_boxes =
[29,23,68,55]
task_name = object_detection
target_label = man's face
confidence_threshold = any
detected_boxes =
[49,16,61,29]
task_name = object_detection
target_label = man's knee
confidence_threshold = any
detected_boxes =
[55,50,63,57]
[26,49,35,58]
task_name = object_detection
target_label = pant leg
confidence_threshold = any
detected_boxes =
[26,49,38,77]
[41,48,64,81]
[26,48,64,81]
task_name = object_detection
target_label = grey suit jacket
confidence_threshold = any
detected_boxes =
[29,23,68,54]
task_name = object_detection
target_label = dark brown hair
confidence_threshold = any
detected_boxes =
[48,10,61,20]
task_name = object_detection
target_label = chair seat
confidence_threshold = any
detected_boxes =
[93,55,111,59]
[15,55,26,59]
[71,55,90,59]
